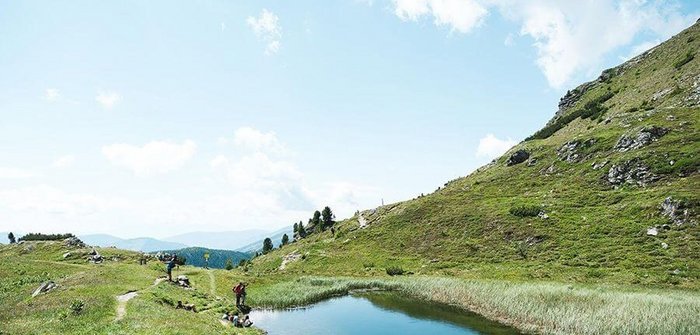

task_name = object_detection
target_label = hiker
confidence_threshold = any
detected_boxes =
[233,282,244,305]
[242,315,253,327]
[221,311,230,321]
[232,312,240,327]
[167,255,177,282]
[240,283,248,306]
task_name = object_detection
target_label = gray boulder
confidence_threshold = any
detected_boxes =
[506,150,530,166]
[32,281,57,297]
[614,126,669,152]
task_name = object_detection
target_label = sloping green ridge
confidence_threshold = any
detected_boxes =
[251,22,700,288]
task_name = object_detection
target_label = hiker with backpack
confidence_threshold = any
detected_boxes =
[233,282,246,306]
[166,255,177,282]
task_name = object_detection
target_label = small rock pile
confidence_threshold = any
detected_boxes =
[557,139,596,163]
[661,197,695,226]
[87,249,104,264]
[606,159,658,187]
[176,275,191,288]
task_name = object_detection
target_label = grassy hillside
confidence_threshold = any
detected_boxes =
[0,241,261,335]
[2,19,699,335]
[249,22,699,287]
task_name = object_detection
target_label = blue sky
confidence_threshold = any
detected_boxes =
[0,0,698,238]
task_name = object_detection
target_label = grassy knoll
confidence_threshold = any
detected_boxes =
[0,241,261,335]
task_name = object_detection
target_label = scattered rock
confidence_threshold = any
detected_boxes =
[614,126,669,152]
[591,160,609,170]
[525,236,544,246]
[32,281,57,297]
[661,242,669,249]
[672,269,681,275]
[558,139,596,163]
[64,236,86,248]
[279,251,302,270]
[62,252,72,259]
[87,250,103,264]
[527,158,538,166]
[606,159,658,187]
[538,212,549,219]
[646,227,658,236]
[661,197,694,226]
[176,275,190,287]
[506,150,530,166]
[541,164,557,175]
[651,88,673,101]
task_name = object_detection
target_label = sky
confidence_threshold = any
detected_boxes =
[0,0,698,238]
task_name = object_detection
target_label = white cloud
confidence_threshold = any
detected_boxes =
[52,155,75,168]
[476,133,517,159]
[231,127,287,154]
[96,91,121,109]
[0,167,36,179]
[102,140,196,176]
[221,22,226,32]
[247,9,282,55]
[504,32,515,46]
[389,0,696,88]
[44,88,60,102]
[393,0,489,33]
[0,185,126,216]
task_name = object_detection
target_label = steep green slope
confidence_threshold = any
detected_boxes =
[250,22,700,287]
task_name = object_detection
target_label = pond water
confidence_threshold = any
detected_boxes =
[249,292,521,335]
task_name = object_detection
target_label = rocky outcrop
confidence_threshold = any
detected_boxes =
[614,126,669,152]
[661,197,694,226]
[32,281,57,297]
[64,236,86,248]
[606,159,658,187]
[506,150,530,166]
[558,139,596,162]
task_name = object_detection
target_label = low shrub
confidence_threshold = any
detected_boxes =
[509,205,542,217]
[18,233,74,242]
[386,266,405,276]
[674,50,694,69]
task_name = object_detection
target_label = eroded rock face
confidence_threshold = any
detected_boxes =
[558,139,596,162]
[614,126,669,152]
[506,150,530,166]
[606,159,658,187]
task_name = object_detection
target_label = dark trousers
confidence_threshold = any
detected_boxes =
[236,294,241,305]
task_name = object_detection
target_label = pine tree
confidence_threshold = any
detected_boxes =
[322,206,334,230]
[281,234,289,245]
[7,232,15,244]
[224,258,233,270]
[297,222,306,238]
[311,210,321,230]
[293,222,298,233]
[262,237,273,254]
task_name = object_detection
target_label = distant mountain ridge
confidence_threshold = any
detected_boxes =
[79,234,187,252]
[163,229,271,250]
[235,226,294,253]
